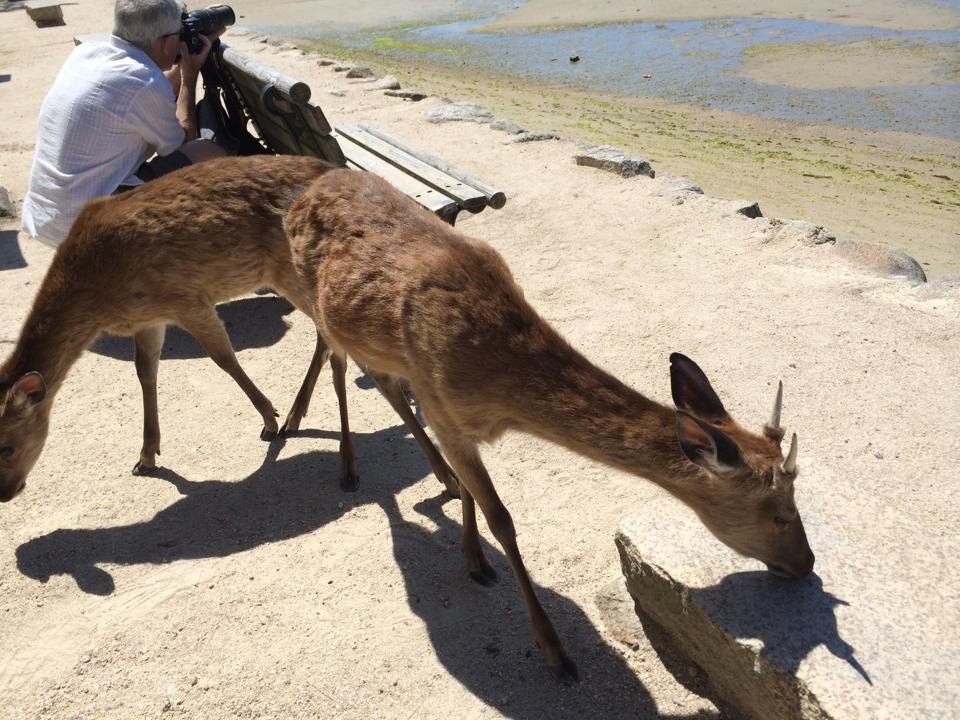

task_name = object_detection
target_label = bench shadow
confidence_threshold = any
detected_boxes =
[0,230,27,271]
[89,295,296,360]
[0,74,11,83]
[378,493,717,720]
[691,571,870,685]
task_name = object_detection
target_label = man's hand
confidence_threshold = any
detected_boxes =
[178,34,213,84]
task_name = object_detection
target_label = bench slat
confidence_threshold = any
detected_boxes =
[336,124,488,213]
[355,123,506,210]
[333,132,458,216]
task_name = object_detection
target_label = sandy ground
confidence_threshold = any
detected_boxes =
[478,0,960,32]
[2,2,960,719]
[738,39,960,89]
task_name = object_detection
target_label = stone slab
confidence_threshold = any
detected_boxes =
[574,145,655,178]
[614,478,960,720]
[25,0,63,25]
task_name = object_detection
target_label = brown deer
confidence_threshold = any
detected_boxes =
[285,168,815,683]
[0,155,458,502]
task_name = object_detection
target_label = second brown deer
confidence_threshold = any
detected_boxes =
[285,167,815,683]
[0,156,458,502]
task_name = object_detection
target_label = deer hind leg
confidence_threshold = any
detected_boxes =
[177,304,280,440]
[459,488,498,585]
[281,328,331,436]
[432,430,577,683]
[329,351,358,491]
[369,371,461,499]
[132,324,166,475]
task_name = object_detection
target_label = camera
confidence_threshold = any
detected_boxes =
[181,5,236,54]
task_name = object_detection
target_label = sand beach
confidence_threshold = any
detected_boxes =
[0,1,959,718]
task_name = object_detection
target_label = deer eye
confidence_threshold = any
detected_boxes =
[774,516,789,529]
[0,446,13,459]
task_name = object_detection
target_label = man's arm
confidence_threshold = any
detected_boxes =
[176,35,214,141]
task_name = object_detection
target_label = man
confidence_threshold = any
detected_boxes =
[22,0,226,248]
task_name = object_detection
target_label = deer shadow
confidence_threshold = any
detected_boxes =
[0,230,27,271]
[377,493,717,720]
[15,424,432,595]
[89,295,296,361]
[689,571,870,685]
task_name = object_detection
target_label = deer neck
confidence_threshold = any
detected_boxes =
[516,345,707,509]
[1,276,101,398]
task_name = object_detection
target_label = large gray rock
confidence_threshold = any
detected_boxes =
[615,486,960,720]
[652,172,703,197]
[346,66,375,79]
[363,75,401,91]
[574,145,655,178]
[504,131,558,144]
[833,239,927,285]
[0,186,14,218]
[384,89,427,101]
[425,102,494,124]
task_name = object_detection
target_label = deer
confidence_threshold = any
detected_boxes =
[0,155,459,503]
[284,167,816,683]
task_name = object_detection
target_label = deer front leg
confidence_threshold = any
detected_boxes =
[281,329,331,435]
[329,351,358,491]
[370,371,461,498]
[177,305,280,440]
[132,324,166,475]
[433,431,577,684]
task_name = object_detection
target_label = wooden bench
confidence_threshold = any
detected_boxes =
[209,42,506,225]
[74,35,507,225]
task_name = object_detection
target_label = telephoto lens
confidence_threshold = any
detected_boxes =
[181,5,236,54]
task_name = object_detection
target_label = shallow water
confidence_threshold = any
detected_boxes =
[233,2,960,139]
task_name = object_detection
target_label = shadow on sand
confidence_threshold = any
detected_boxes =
[89,295,297,361]
[0,230,27,271]
[18,424,717,719]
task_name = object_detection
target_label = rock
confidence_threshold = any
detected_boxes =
[765,218,837,246]
[346,66,375,79]
[363,75,400,91]
[491,120,525,135]
[333,64,352,72]
[384,89,427,101]
[316,58,336,67]
[615,492,960,720]
[574,145,655,179]
[25,1,64,26]
[504,132,558,144]
[833,239,926,284]
[0,186,15,218]
[652,173,703,197]
[425,102,494,124]
[737,201,763,219]
[326,89,347,97]
[265,37,286,47]
[570,55,580,63]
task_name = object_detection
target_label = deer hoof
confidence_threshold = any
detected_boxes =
[339,473,359,493]
[132,461,156,477]
[469,564,499,586]
[260,427,278,441]
[547,656,580,686]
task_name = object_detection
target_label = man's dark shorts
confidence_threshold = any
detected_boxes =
[114,150,192,193]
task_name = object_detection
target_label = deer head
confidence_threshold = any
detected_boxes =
[670,353,815,578]
[0,372,50,502]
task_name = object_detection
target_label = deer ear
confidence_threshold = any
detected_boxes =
[676,410,744,477]
[8,372,47,411]
[670,352,728,420]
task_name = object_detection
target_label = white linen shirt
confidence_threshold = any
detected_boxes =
[21,36,184,248]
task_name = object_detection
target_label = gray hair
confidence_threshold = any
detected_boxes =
[113,0,185,51]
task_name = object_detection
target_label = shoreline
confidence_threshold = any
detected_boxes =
[290,33,960,278]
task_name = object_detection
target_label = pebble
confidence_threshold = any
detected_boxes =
[631,642,640,652]
[80,654,91,663]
